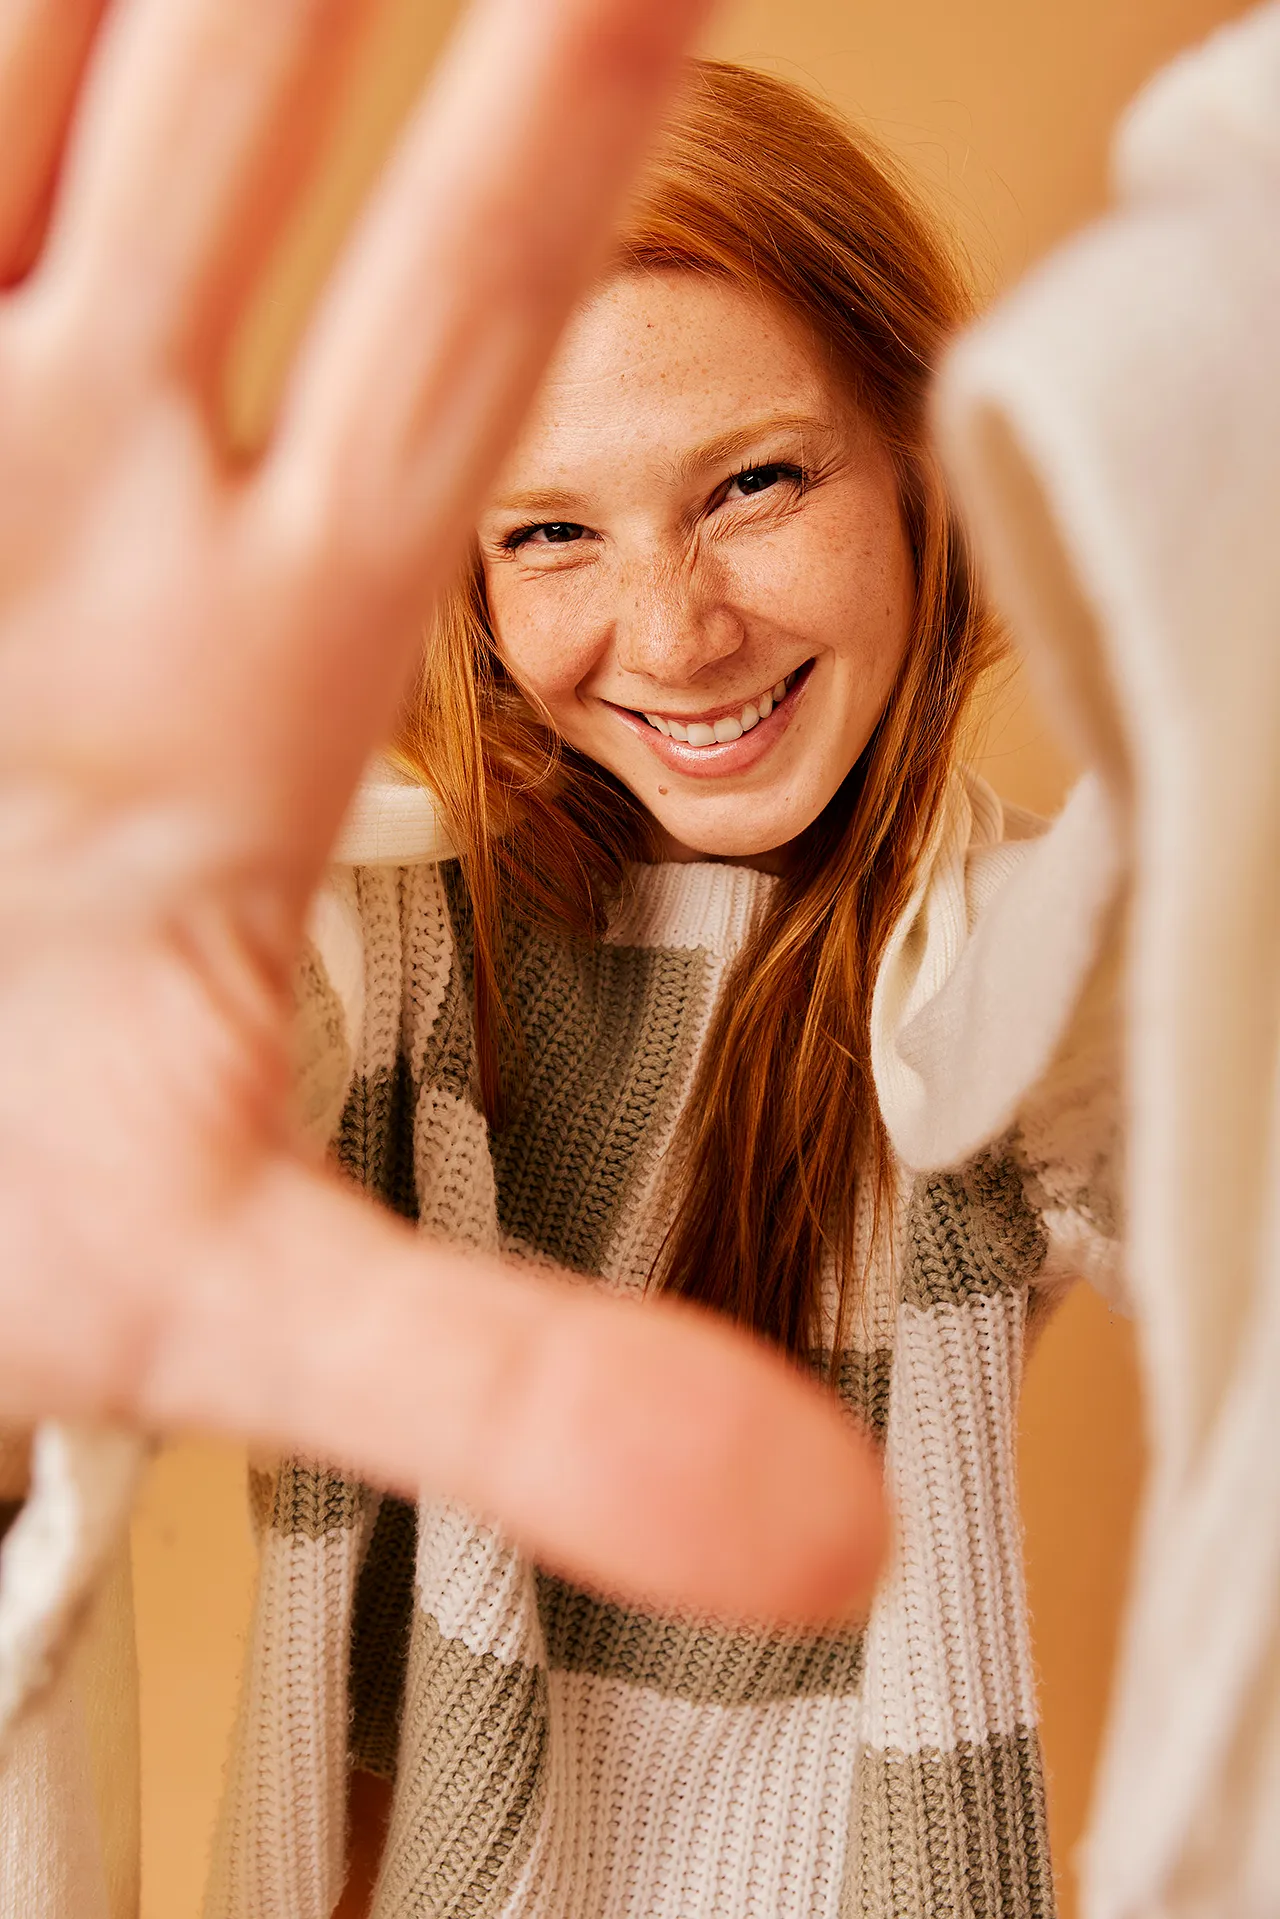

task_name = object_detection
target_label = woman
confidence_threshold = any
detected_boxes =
[212,62,1121,1919]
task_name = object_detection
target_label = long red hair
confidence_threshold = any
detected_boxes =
[396,60,999,1359]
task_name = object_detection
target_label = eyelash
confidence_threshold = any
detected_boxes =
[501,460,809,552]
[723,460,808,502]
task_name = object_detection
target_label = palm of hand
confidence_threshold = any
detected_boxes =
[0,0,883,1627]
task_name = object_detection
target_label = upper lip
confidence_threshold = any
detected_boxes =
[606,665,807,726]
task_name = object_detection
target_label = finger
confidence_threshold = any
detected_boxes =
[141,1161,887,1626]
[257,0,713,772]
[38,0,377,389]
[0,0,107,285]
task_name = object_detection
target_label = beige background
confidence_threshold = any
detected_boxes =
[130,2,1246,1915]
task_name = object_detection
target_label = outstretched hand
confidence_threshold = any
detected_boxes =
[0,0,885,1624]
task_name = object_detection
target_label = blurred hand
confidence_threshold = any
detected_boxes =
[0,0,885,1624]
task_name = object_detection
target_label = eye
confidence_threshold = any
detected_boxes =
[504,520,589,551]
[722,461,807,503]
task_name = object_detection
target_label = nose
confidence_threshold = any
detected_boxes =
[613,552,744,687]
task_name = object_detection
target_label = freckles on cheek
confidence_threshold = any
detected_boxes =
[491,601,588,713]
[729,541,812,620]
[734,517,873,639]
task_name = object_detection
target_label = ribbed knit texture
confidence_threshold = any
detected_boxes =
[205,836,1117,1919]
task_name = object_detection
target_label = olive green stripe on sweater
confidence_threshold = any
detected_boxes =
[444,863,713,1279]
[903,1147,1047,1309]
[266,1461,369,1541]
[535,1571,865,1703]
[335,1057,420,1222]
[493,936,710,1275]
[375,1612,549,1919]
[350,1494,417,1781]
[829,1345,895,1446]
[346,1501,867,1716]
[845,1726,1055,1919]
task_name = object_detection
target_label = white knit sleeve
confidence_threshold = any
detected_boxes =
[0,1423,144,1919]
[871,771,1127,1307]
[1011,925,1128,1312]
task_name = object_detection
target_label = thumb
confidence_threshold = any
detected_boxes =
[140,1156,888,1625]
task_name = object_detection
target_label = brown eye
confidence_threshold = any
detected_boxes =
[735,465,786,495]
[725,462,805,503]
[508,520,589,550]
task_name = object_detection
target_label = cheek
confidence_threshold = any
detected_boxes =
[731,504,912,672]
[485,574,597,713]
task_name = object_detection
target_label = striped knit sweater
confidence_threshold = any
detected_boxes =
[202,768,1123,1919]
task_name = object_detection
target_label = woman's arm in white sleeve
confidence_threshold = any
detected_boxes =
[1012,904,1128,1313]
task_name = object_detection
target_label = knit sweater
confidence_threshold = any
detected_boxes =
[198,766,1122,1919]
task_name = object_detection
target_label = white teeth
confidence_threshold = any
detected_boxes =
[640,668,804,744]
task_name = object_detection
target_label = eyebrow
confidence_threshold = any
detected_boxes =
[486,411,836,521]
[673,411,836,483]
[485,485,591,520]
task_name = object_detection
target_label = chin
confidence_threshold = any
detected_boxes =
[650,803,814,865]
[686,831,789,859]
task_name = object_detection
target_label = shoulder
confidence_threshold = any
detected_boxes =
[331,754,457,867]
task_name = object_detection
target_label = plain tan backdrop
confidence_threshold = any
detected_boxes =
[129,2,1248,1914]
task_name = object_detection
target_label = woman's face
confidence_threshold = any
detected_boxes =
[478,271,914,866]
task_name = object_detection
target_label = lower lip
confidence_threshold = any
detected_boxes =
[608,664,813,780]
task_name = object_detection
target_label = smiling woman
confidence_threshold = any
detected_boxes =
[402,62,997,1357]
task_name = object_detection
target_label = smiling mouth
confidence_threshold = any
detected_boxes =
[630,664,809,745]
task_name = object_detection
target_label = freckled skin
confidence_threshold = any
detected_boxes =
[477,272,915,870]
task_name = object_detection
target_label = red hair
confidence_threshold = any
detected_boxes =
[397,60,998,1358]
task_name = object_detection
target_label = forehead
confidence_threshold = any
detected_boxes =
[498,270,841,481]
